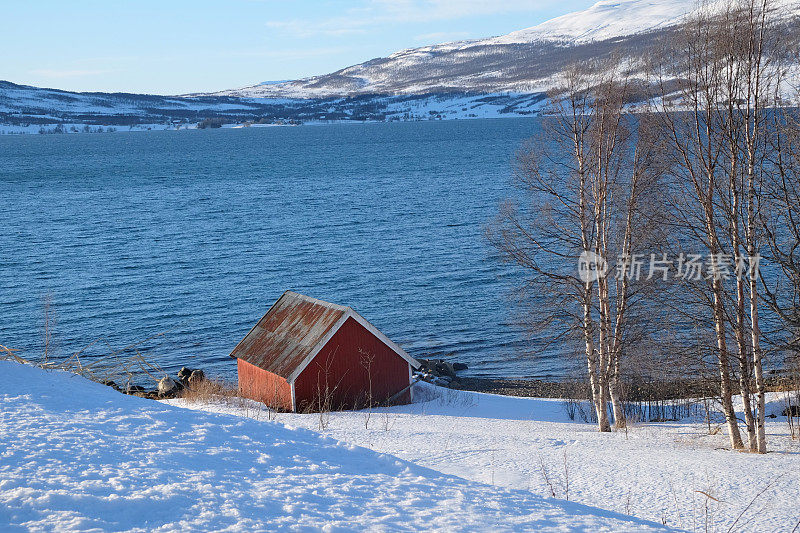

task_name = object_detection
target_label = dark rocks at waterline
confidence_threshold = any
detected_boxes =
[414,358,468,387]
[133,390,162,400]
[177,366,194,382]
[101,380,121,391]
[188,369,205,386]
[99,366,207,400]
[171,367,206,395]
[178,367,205,387]
[449,377,581,398]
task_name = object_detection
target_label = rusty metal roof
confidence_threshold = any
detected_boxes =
[229,291,349,379]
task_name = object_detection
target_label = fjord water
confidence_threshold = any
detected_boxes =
[1,119,576,380]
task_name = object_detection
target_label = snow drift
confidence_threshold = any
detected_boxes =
[0,361,665,531]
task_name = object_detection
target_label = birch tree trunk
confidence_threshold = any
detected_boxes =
[488,64,657,436]
[711,264,746,449]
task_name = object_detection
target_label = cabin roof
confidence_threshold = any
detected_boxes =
[229,291,419,381]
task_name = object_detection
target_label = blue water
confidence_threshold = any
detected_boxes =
[0,119,577,380]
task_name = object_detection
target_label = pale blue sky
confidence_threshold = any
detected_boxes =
[5,1,595,95]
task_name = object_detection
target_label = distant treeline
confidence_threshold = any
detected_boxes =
[196,118,226,129]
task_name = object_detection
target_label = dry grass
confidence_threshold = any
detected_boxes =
[179,378,240,403]
[0,345,26,364]
[0,324,180,394]
[177,378,284,422]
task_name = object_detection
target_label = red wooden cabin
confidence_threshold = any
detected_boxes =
[230,291,420,412]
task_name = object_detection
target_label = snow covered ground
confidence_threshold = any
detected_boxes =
[167,383,800,533]
[0,361,667,532]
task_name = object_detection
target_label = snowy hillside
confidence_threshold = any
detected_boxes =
[210,0,800,99]
[0,361,667,531]
[170,383,800,532]
[492,0,698,44]
[0,80,308,129]
[0,80,551,131]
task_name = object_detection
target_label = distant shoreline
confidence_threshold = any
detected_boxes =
[0,121,300,136]
[0,115,537,136]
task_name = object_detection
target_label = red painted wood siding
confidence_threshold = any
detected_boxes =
[294,317,411,412]
[237,358,293,411]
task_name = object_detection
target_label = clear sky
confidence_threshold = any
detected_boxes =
[5,0,596,95]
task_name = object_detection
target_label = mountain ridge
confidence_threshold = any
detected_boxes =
[2,0,799,130]
[205,0,799,99]
[204,0,700,99]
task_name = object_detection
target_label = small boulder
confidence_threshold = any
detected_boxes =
[158,376,179,397]
[434,361,456,378]
[178,367,195,383]
[452,362,468,372]
[101,380,121,391]
[188,369,205,386]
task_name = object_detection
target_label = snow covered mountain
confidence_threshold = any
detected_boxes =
[209,0,692,99]
[209,0,799,100]
[2,0,799,129]
[492,0,698,44]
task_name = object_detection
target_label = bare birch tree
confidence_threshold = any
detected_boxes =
[655,0,787,451]
[489,62,663,432]
[655,4,743,450]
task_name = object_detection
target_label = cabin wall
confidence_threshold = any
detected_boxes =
[293,317,411,412]
[237,358,293,411]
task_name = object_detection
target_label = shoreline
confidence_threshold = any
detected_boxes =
[452,377,576,398]
[450,373,797,401]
